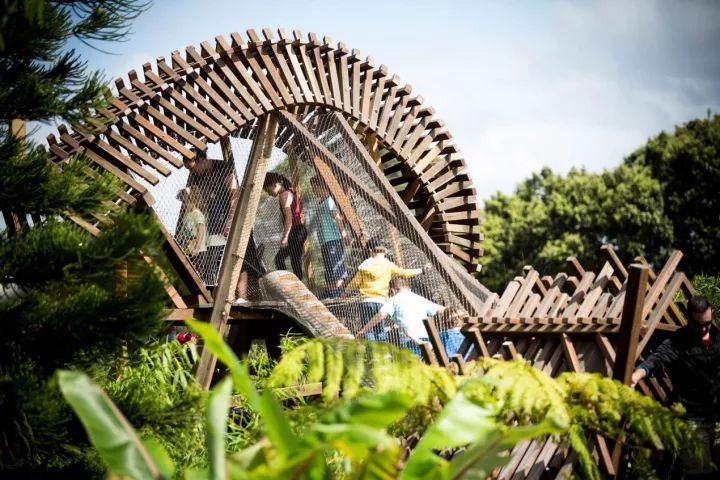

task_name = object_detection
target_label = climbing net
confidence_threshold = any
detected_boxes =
[140,109,470,353]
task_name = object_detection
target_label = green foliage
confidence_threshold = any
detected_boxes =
[57,369,163,480]
[481,164,672,291]
[0,0,149,125]
[481,115,720,291]
[103,341,206,470]
[626,116,720,278]
[268,338,457,407]
[60,326,703,480]
[693,275,720,323]
[466,359,705,480]
[62,326,546,480]
[1,1,164,474]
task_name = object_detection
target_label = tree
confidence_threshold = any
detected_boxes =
[0,1,168,474]
[481,164,673,292]
[625,115,720,277]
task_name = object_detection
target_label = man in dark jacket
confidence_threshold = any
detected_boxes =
[631,295,720,478]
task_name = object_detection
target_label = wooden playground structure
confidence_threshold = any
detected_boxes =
[38,28,696,478]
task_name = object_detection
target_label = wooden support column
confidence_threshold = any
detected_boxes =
[609,264,650,476]
[195,113,279,389]
[612,264,649,385]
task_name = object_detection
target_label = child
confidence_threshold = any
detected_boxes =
[263,172,307,279]
[358,277,467,358]
[309,176,348,298]
[177,187,207,272]
[346,241,425,338]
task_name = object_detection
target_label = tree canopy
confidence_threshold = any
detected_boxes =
[481,115,720,292]
[0,0,168,474]
[626,115,720,277]
[481,164,672,292]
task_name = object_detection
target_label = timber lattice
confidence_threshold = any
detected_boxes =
[45,28,483,273]
[420,246,695,479]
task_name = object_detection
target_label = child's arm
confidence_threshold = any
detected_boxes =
[390,262,423,278]
[356,310,388,338]
[279,190,293,247]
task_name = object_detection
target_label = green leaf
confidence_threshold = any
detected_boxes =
[57,370,160,479]
[207,377,233,480]
[188,320,300,462]
[322,392,413,429]
[355,444,401,480]
[402,386,541,480]
[229,441,267,472]
[258,389,301,458]
[142,436,176,479]
[448,422,558,480]
[187,319,261,409]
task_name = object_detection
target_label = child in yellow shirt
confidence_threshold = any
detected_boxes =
[346,242,425,339]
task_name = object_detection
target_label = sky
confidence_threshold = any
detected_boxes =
[36,0,720,203]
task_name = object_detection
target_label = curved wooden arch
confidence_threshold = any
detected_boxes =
[46,28,482,272]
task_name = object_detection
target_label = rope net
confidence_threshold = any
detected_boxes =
[139,110,471,357]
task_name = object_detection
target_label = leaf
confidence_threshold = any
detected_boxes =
[402,386,558,480]
[188,320,300,462]
[355,444,402,480]
[207,377,233,480]
[258,389,301,458]
[448,422,558,480]
[322,392,413,429]
[57,370,161,479]
[142,436,176,479]
[187,319,261,409]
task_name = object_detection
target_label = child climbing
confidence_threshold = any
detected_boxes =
[310,176,349,298]
[357,276,466,357]
[263,172,307,280]
[346,240,427,338]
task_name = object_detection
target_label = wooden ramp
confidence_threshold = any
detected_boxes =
[260,270,353,339]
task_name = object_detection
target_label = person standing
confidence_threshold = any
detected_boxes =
[263,172,307,280]
[631,295,720,478]
[183,153,238,285]
[310,176,349,298]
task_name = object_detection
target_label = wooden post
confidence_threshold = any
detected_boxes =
[423,317,450,368]
[609,264,650,475]
[3,119,28,235]
[195,113,279,389]
[612,264,649,385]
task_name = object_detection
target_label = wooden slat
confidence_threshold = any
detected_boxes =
[424,317,450,368]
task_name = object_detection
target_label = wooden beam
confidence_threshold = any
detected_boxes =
[612,264,650,385]
[424,317,450,368]
[195,113,279,389]
[277,111,395,220]
[331,112,489,315]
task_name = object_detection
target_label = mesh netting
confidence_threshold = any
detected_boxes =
[139,110,470,357]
